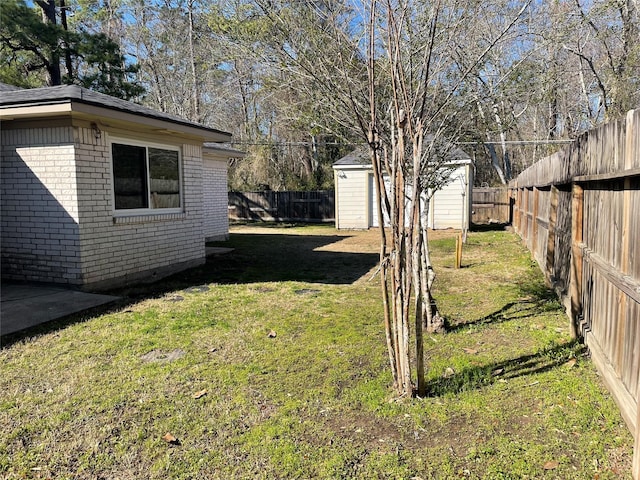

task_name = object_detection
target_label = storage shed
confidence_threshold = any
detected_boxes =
[333,147,473,230]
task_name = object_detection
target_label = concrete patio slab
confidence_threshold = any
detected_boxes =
[1,284,119,336]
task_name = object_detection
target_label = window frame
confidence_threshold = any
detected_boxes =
[110,137,183,216]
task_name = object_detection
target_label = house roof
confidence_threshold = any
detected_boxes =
[0,83,24,92]
[0,83,232,142]
[203,143,246,158]
[334,140,472,168]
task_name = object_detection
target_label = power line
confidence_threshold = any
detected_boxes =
[458,139,574,146]
[229,139,575,147]
[230,141,361,147]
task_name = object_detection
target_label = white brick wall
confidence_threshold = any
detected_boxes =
[1,127,83,284]
[1,125,209,289]
[202,158,229,241]
[74,128,206,289]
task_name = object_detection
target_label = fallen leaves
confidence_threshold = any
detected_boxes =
[564,358,577,368]
[462,347,478,355]
[192,389,207,399]
[543,460,559,470]
[267,330,277,338]
[162,433,180,446]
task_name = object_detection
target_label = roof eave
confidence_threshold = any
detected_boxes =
[0,102,72,120]
[332,163,371,170]
[203,145,246,158]
[0,100,232,142]
[71,101,232,142]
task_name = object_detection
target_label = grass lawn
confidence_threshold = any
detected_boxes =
[0,224,633,479]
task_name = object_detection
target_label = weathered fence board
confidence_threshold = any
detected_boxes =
[471,187,510,224]
[512,108,640,479]
[228,191,335,223]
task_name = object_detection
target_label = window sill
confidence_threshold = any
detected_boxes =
[113,212,187,225]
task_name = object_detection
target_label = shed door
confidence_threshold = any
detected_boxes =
[369,174,391,228]
[369,169,467,230]
[370,175,427,228]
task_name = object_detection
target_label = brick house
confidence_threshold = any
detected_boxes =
[202,143,243,242]
[0,83,242,290]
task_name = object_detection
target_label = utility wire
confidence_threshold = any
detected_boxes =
[229,139,575,147]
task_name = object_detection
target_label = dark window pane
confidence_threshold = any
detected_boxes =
[149,147,180,208]
[112,143,148,209]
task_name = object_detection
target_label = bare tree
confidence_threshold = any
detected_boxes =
[363,0,532,396]
[238,0,532,396]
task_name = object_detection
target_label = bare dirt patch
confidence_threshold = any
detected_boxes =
[139,349,186,363]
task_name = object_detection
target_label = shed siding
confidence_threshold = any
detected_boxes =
[1,127,83,284]
[369,174,392,228]
[202,157,229,241]
[74,128,205,289]
[334,163,471,231]
[431,165,468,229]
[335,169,368,229]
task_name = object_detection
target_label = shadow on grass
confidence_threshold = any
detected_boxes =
[159,232,379,290]
[426,339,582,397]
[446,301,540,333]
[470,222,511,232]
[447,273,560,333]
[1,230,379,346]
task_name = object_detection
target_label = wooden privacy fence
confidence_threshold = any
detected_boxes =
[511,109,640,479]
[471,187,511,224]
[228,191,335,223]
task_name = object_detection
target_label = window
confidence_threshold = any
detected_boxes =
[111,141,181,212]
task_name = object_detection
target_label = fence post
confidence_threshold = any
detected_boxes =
[569,183,584,339]
[626,109,640,480]
[515,187,522,233]
[545,186,559,284]
[522,188,529,243]
[532,187,540,263]
[631,388,640,480]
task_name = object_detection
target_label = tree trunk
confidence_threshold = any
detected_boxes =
[485,143,507,185]
[36,0,62,85]
[59,0,73,81]
[187,0,201,122]
[421,227,445,333]
[492,104,512,180]
[369,137,398,391]
[410,130,426,397]
[476,101,507,184]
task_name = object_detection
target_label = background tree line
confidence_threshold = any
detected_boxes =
[2,0,638,190]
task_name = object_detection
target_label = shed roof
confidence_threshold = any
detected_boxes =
[0,83,231,141]
[333,147,370,166]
